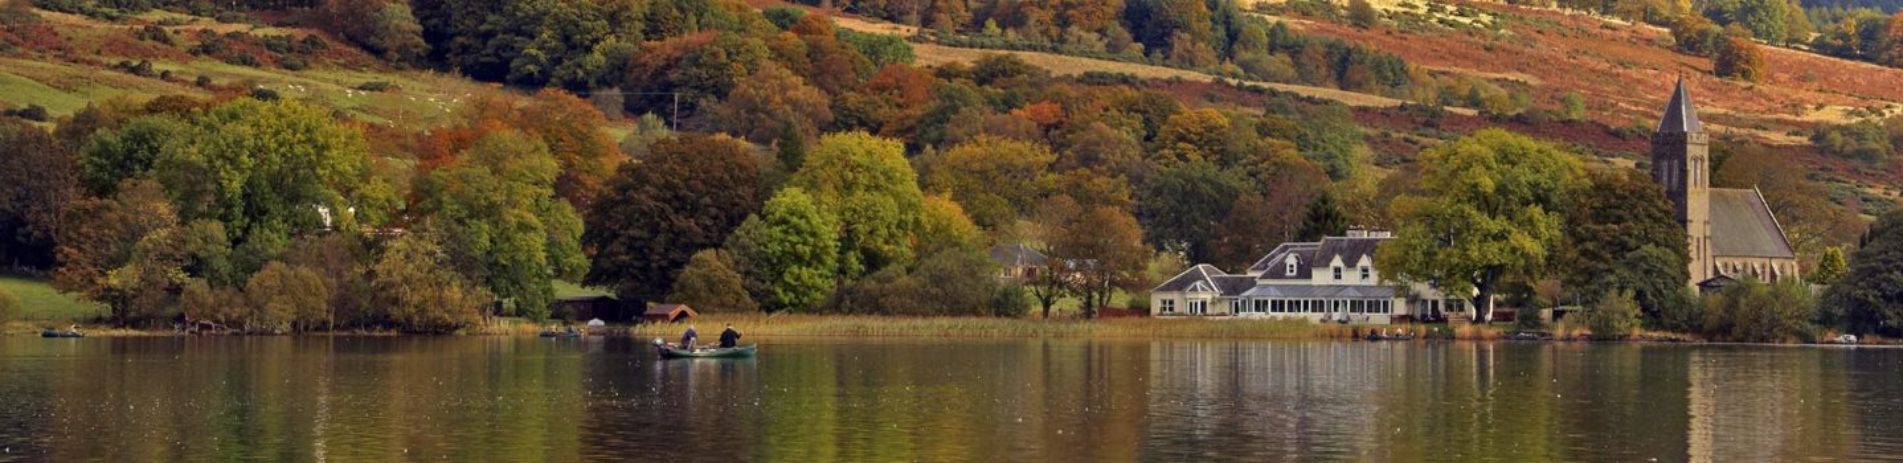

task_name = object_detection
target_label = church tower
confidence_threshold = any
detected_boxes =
[1652,78,1712,285]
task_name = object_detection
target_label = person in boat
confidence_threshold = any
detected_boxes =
[719,324,742,348]
[681,325,698,349]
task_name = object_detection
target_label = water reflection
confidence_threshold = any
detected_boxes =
[1,338,1899,461]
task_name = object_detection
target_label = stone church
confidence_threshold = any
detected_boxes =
[1650,79,1799,288]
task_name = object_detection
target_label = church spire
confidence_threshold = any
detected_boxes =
[1657,78,1702,133]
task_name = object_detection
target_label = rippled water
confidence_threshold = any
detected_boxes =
[0,336,1899,461]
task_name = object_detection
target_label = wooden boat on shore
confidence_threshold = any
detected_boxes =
[40,329,84,338]
[654,342,756,359]
[1364,332,1415,341]
[538,329,582,338]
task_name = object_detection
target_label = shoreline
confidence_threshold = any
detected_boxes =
[9,315,1886,345]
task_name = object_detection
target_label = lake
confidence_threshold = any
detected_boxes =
[1,336,1900,462]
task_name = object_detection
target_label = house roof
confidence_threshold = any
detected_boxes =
[1240,284,1397,299]
[1658,78,1702,134]
[1248,242,1320,278]
[1211,275,1256,297]
[1153,264,1224,293]
[988,243,1048,268]
[1315,237,1385,267]
[1710,188,1795,258]
[644,304,696,316]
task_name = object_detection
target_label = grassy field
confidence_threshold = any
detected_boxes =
[0,276,105,321]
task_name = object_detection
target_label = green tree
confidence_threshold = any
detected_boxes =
[1705,279,1815,342]
[416,131,586,320]
[1560,92,1587,122]
[792,132,924,277]
[727,187,839,313]
[1297,192,1349,242]
[373,232,492,333]
[1824,211,1903,336]
[916,194,986,257]
[922,136,1057,229]
[1561,169,1689,320]
[155,99,390,257]
[667,249,759,313]
[78,114,189,196]
[583,134,761,302]
[1137,161,1246,264]
[1584,289,1641,340]
[1378,129,1585,322]
[1811,246,1848,285]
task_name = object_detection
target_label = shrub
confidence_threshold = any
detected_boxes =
[1584,289,1641,340]
[1704,280,1816,343]
[195,75,213,87]
[989,284,1031,318]
[227,53,260,67]
[213,11,248,24]
[260,34,293,54]
[296,35,327,54]
[249,87,279,101]
[356,80,394,92]
[134,24,172,44]
[667,249,759,313]
[0,286,18,323]
[1348,0,1379,28]
[9,104,48,121]
[279,56,308,71]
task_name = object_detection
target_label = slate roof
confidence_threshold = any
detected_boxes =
[1212,276,1257,297]
[1658,78,1702,134]
[1239,284,1397,299]
[1710,188,1795,258]
[988,243,1049,268]
[1247,242,1320,279]
[1314,237,1385,267]
[1141,264,1233,293]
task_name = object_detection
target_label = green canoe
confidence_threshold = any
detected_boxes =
[655,343,757,359]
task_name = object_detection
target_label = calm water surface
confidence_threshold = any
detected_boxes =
[1,336,1900,462]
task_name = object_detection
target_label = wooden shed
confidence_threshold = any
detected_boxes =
[552,295,622,322]
[642,304,699,323]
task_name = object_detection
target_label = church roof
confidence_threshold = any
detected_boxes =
[1710,188,1795,258]
[1657,79,1703,134]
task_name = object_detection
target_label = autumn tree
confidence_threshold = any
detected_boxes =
[666,249,760,313]
[373,232,492,333]
[1378,129,1585,322]
[1715,37,1767,82]
[708,61,835,144]
[727,187,840,312]
[244,261,330,333]
[1046,197,1149,318]
[916,194,987,257]
[319,0,428,63]
[520,89,623,208]
[414,132,586,320]
[1150,108,1230,166]
[792,132,924,277]
[584,134,761,302]
[0,120,75,270]
[52,179,183,326]
[921,136,1057,229]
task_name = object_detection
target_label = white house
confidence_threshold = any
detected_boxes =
[1149,229,1468,324]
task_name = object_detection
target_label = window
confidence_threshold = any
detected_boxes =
[1189,300,1208,315]
[1231,299,1242,313]
[1286,257,1299,276]
[1161,299,1176,313]
[1359,266,1370,281]
[1332,266,1343,280]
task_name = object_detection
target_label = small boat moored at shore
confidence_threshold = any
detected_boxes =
[40,329,84,338]
[538,329,583,338]
[653,339,756,359]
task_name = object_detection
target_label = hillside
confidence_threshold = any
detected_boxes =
[0,8,626,135]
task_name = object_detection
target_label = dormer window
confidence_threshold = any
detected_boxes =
[1285,255,1299,276]
[1359,266,1370,281]
[1332,266,1342,280]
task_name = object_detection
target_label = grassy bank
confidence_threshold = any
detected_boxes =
[0,276,106,321]
[624,314,1411,340]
